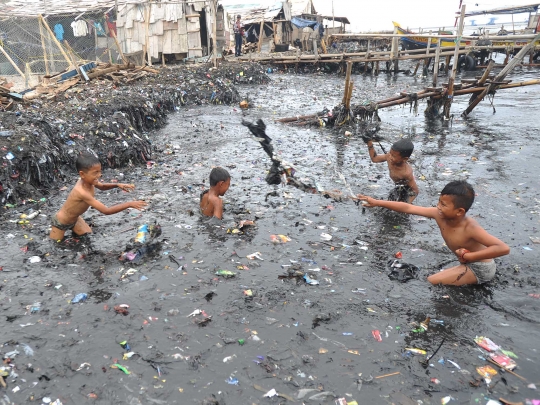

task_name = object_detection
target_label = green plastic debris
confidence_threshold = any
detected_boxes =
[216,270,236,278]
[112,364,130,374]
[500,349,518,359]
[238,339,245,345]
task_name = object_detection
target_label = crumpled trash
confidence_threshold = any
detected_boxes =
[216,270,236,278]
[264,388,278,398]
[71,293,88,303]
[247,252,264,260]
[304,274,319,285]
[386,259,419,282]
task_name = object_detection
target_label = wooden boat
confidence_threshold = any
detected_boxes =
[393,22,470,50]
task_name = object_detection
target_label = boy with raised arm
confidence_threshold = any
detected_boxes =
[49,153,147,241]
[364,137,419,203]
[359,180,510,286]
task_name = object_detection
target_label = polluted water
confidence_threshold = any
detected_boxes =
[0,60,539,405]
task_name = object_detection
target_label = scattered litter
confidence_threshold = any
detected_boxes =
[264,389,278,398]
[303,274,319,285]
[320,233,332,241]
[71,293,88,304]
[247,252,264,260]
[226,377,239,385]
[270,234,291,243]
[474,336,500,352]
[216,270,236,278]
[372,330,382,342]
[28,256,41,263]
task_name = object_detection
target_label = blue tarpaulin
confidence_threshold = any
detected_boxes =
[291,17,323,36]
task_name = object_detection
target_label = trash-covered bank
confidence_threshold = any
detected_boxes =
[0,65,540,405]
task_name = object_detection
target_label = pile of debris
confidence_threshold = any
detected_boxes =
[0,61,271,206]
[0,77,16,111]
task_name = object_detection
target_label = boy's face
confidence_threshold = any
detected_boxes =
[437,195,464,219]
[389,149,407,165]
[79,163,102,185]
[218,178,231,196]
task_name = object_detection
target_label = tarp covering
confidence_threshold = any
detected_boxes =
[291,16,323,37]
[463,3,539,17]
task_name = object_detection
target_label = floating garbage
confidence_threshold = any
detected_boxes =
[387,259,419,282]
[303,274,319,285]
[270,234,291,243]
[71,293,88,304]
[216,270,236,278]
[247,252,264,260]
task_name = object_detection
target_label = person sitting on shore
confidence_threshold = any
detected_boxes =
[49,152,147,241]
[200,167,231,220]
[364,137,419,203]
[358,180,510,286]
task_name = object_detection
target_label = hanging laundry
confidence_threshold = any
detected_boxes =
[106,15,117,37]
[87,19,95,35]
[53,23,64,41]
[71,19,89,37]
[94,21,106,36]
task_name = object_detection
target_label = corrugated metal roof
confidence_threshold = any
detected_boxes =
[289,0,315,16]
[221,0,288,25]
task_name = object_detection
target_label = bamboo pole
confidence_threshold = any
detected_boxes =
[0,44,25,79]
[432,38,441,86]
[38,18,50,75]
[38,15,73,68]
[463,31,540,116]
[443,4,466,119]
[467,59,494,104]
[109,28,128,65]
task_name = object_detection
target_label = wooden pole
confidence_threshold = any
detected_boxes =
[445,55,450,74]
[38,18,50,75]
[443,4,466,119]
[258,20,265,52]
[109,29,128,64]
[39,15,73,68]
[144,4,151,66]
[342,61,352,105]
[212,0,218,68]
[0,44,25,79]
[463,31,540,116]
[432,38,441,86]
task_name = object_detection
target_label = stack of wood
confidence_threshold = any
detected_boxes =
[0,77,15,111]
[6,63,160,103]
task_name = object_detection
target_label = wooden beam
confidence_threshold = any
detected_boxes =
[342,61,352,105]
[38,18,50,75]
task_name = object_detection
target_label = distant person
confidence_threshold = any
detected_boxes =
[200,167,231,220]
[233,15,244,57]
[358,180,510,286]
[363,137,419,203]
[49,153,147,241]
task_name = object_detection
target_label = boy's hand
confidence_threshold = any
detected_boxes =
[357,195,378,207]
[456,248,471,263]
[130,200,148,211]
[118,183,135,192]
[361,135,373,144]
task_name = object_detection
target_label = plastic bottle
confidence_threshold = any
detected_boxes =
[71,293,88,303]
[134,224,149,244]
[30,302,41,313]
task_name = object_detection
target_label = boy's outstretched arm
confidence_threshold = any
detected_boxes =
[82,193,147,215]
[456,227,510,263]
[365,140,387,163]
[358,195,437,219]
[95,182,135,192]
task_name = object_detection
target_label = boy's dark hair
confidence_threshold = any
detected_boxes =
[209,167,230,187]
[76,153,100,172]
[441,180,475,212]
[391,138,414,158]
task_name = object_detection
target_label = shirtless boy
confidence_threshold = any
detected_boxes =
[359,180,510,286]
[49,153,147,241]
[365,138,419,203]
[200,167,230,220]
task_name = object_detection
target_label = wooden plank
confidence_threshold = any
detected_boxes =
[443,4,466,119]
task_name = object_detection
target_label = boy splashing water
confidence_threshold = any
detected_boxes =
[364,137,419,203]
[359,180,510,286]
[49,153,147,241]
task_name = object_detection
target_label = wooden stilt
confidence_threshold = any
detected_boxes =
[443,4,466,119]
[467,59,494,105]
[413,61,421,75]
[257,20,264,52]
[342,61,353,105]
[445,55,450,74]
[432,38,441,86]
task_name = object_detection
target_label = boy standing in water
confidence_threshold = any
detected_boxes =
[359,180,510,286]
[364,137,419,203]
[200,167,231,220]
[49,153,147,241]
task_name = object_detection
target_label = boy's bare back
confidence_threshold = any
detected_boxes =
[56,179,96,225]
